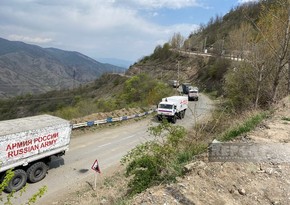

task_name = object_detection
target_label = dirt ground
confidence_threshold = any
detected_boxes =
[53,96,290,205]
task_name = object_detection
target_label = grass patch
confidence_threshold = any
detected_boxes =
[176,144,207,164]
[282,117,290,121]
[219,111,268,141]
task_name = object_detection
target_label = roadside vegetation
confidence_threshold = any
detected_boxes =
[120,121,205,196]
[0,170,47,205]
[219,111,269,142]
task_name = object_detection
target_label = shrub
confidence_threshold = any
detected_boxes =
[281,117,290,121]
[121,121,187,196]
[118,73,172,108]
[0,169,47,204]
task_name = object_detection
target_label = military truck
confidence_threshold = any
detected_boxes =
[0,114,72,192]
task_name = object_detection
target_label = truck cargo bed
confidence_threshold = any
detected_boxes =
[0,115,72,172]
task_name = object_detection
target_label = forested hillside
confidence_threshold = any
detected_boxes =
[129,0,290,111]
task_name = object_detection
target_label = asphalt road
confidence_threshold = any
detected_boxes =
[8,93,213,204]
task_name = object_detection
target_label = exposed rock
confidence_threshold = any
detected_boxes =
[238,188,246,195]
[183,160,206,173]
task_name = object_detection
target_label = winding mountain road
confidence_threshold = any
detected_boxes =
[9,93,213,204]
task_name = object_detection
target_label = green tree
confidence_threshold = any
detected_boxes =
[225,22,272,109]
[170,32,185,49]
[226,22,254,59]
[152,43,172,60]
[254,0,290,102]
[224,62,257,109]
[224,0,290,108]
[120,73,171,107]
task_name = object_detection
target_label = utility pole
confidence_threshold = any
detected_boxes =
[221,37,225,56]
[286,8,290,95]
[73,69,76,90]
[204,36,207,53]
[177,61,180,82]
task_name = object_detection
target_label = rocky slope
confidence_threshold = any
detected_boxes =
[127,53,206,84]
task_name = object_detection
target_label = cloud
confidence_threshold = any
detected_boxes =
[113,0,200,9]
[237,0,258,4]
[8,34,53,44]
[0,0,200,61]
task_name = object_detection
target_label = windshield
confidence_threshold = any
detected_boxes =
[159,104,173,109]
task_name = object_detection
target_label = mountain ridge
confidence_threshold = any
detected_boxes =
[0,37,126,98]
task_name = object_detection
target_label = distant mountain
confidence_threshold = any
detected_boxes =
[96,57,133,69]
[0,37,126,98]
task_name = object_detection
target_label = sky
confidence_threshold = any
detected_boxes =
[0,0,257,64]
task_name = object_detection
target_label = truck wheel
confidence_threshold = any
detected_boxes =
[172,116,177,124]
[27,162,49,183]
[5,169,27,193]
[182,110,186,118]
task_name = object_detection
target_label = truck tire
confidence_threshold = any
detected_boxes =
[27,161,49,183]
[181,110,185,118]
[5,169,27,193]
[172,115,177,124]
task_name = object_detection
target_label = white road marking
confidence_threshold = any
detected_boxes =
[98,142,112,148]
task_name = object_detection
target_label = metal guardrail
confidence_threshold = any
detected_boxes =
[72,109,155,129]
